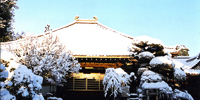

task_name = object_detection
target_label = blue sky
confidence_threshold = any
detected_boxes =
[13,0,200,56]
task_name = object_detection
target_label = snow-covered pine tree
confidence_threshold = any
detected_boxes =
[6,32,81,86]
[130,37,165,56]
[137,70,173,99]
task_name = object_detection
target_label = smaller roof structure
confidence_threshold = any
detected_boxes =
[173,53,200,69]
[164,45,188,55]
[173,53,200,75]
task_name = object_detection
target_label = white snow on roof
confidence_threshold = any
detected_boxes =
[164,45,188,54]
[134,35,164,45]
[172,53,200,75]
[184,69,200,75]
[173,53,200,69]
[51,21,133,56]
[173,59,186,69]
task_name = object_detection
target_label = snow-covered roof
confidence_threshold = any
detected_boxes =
[47,16,134,56]
[184,69,200,75]
[164,45,188,54]
[173,53,200,75]
[173,53,200,69]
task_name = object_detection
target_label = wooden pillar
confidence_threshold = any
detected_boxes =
[146,89,149,100]
[86,77,88,90]
[99,73,100,91]
[73,75,75,90]
[156,89,158,100]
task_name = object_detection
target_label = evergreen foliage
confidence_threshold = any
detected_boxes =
[0,0,18,42]
[132,41,165,56]
[178,48,189,56]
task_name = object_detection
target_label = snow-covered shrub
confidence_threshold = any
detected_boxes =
[138,71,173,99]
[137,68,148,76]
[138,52,155,62]
[0,63,16,100]
[174,68,186,82]
[1,49,44,100]
[149,56,175,74]
[103,68,136,98]
[6,32,81,86]
[173,89,194,100]
[10,63,44,99]
[137,51,155,67]
[139,71,162,83]
[46,93,62,100]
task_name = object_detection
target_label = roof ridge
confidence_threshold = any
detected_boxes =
[51,17,134,40]
[96,22,134,39]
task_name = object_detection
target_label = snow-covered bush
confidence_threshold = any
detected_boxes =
[1,49,44,100]
[46,93,62,100]
[137,68,148,76]
[0,63,16,100]
[173,89,194,100]
[10,63,44,100]
[137,51,155,67]
[149,56,175,73]
[103,68,136,98]
[138,52,155,61]
[138,70,173,99]
[174,68,186,82]
[6,32,81,86]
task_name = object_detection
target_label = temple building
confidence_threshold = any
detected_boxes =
[1,16,198,99]
[44,16,136,92]
[173,53,200,99]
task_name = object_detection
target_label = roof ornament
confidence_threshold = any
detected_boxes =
[75,16,98,21]
[44,24,52,32]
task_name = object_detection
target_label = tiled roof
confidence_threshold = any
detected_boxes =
[50,16,134,56]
